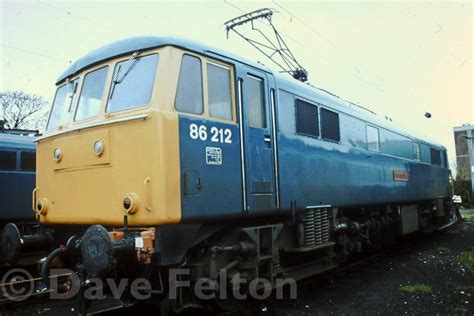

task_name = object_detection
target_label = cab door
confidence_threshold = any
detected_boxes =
[237,67,277,213]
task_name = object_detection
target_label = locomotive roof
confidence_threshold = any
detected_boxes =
[56,36,271,85]
[57,36,444,150]
[274,73,445,149]
[0,133,36,150]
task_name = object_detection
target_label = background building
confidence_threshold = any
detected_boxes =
[453,124,474,206]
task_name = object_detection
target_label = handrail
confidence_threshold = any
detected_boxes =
[144,177,152,212]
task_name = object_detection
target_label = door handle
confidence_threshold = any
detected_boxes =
[264,135,271,143]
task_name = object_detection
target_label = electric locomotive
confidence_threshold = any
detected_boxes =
[34,36,455,312]
[0,130,53,267]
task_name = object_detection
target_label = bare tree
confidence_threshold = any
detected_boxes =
[0,90,49,130]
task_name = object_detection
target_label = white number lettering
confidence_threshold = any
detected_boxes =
[189,124,232,144]
[198,125,207,141]
[218,129,224,143]
[210,127,219,142]
[224,129,232,143]
[189,123,199,139]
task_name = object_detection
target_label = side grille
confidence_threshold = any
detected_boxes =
[251,181,272,211]
[302,208,330,247]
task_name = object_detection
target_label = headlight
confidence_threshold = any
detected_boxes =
[53,147,62,162]
[93,140,104,156]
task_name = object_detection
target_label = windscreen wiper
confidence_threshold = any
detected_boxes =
[109,51,139,100]
[66,79,78,112]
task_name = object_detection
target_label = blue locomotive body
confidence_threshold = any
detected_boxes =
[0,133,36,222]
[0,133,54,267]
[175,41,450,221]
[274,78,449,211]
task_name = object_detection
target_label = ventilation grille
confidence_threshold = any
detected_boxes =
[251,181,272,210]
[302,208,330,247]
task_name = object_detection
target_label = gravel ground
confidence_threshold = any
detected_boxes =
[254,211,474,315]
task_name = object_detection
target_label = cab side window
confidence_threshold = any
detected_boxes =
[176,55,203,114]
[247,75,265,128]
[207,62,232,120]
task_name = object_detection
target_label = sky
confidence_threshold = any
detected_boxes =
[0,0,472,167]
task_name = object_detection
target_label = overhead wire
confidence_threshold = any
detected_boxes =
[222,1,390,116]
[270,0,387,102]
[1,43,71,64]
[1,1,123,65]
[37,0,118,34]
[272,0,336,48]
[272,1,437,124]
[1,2,117,65]
[223,0,245,13]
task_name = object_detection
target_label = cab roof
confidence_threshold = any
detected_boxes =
[56,36,271,85]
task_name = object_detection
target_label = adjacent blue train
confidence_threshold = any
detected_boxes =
[0,133,36,222]
[35,36,455,313]
[0,131,53,266]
